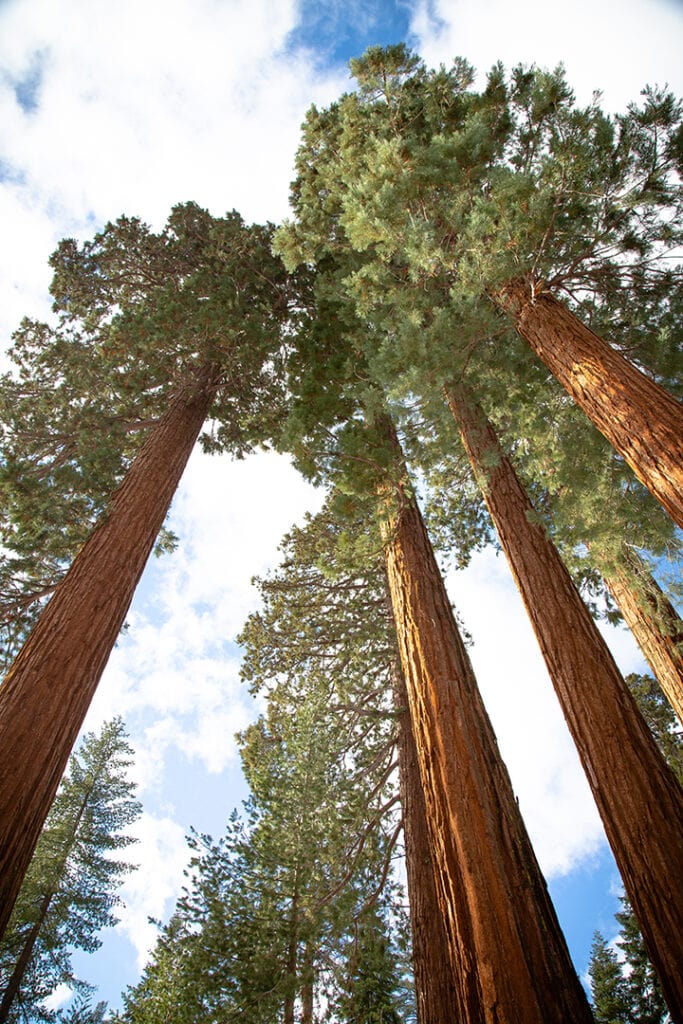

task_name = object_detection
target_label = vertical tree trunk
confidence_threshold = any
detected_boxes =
[601,549,683,725]
[300,944,315,1024]
[378,419,593,1024]
[389,646,459,1024]
[0,367,218,937]
[446,382,683,1022]
[495,279,683,530]
[283,869,300,1024]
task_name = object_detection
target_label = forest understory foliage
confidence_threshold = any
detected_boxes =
[0,42,682,1024]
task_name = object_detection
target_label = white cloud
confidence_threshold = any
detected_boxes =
[0,0,347,344]
[410,0,683,110]
[85,446,323,793]
[117,812,190,968]
[42,984,72,1012]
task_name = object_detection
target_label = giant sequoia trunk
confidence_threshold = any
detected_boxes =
[446,383,683,1022]
[0,367,218,936]
[378,421,593,1024]
[495,279,683,530]
[602,549,683,726]
[389,650,459,1024]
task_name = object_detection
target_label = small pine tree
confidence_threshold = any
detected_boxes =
[0,718,141,1023]
[589,932,630,1024]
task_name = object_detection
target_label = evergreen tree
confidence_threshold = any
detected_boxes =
[0,204,295,934]
[603,560,683,726]
[589,670,681,1023]
[276,48,683,1013]
[260,261,592,1018]
[589,933,631,1024]
[0,718,141,1023]
[444,381,683,1008]
[241,500,457,1023]
[334,901,406,1024]
[118,682,410,1024]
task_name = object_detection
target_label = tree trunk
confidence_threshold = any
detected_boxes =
[602,549,683,726]
[378,419,593,1024]
[0,367,218,937]
[300,943,314,1024]
[495,279,683,530]
[446,382,683,1022]
[389,645,459,1024]
[284,874,299,1024]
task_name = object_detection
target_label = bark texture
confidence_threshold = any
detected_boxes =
[390,650,459,1024]
[0,369,217,937]
[447,383,683,1022]
[603,550,683,726]
[379,422,593,1024]
[496,279,683,530]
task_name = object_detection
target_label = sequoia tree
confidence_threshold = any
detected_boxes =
[240,500,458,1023]
[284,47,683,527]
[445,381,683,1016]
[0,204,294,934]
[375,417,593,1023]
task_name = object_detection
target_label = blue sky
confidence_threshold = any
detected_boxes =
[1,0,682,1014]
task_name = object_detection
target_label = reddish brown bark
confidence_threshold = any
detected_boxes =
[390,650,459,1024]
[447,383,683,1022]
[379,423,593,1024]
[496,279,683,530]
[602,550,683,726]
[0,368,218,937]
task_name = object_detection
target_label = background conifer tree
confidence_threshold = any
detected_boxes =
[0,718,141,1023]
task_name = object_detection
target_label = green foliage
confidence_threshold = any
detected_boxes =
[118,500,415,1022]
[588,932,631,1024]
[0,203,298,669]
[332,900,409,1024]
[625,673,683,785]
[277,44,682,607]
[0,719,141,1023]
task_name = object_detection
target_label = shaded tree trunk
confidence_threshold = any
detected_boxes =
[602,549,683,726]
[300,944,314,1024]
[378,418,593,1024]
[389,647,459,1024]
[495,279,683,530]
[446,382,683,1022]
[284,876,299,1024]
[0,367,218,937]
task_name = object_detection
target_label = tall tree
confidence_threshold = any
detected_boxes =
[588,670,682,1024]
[117,675,410,1024]
[283,47,683,526]
[0,204,294,935]
[444,381,683,1015]
[240,500,458,1023]
[0,718,140,1023]
[276,177,593,1016]
[377,417,593,1023]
